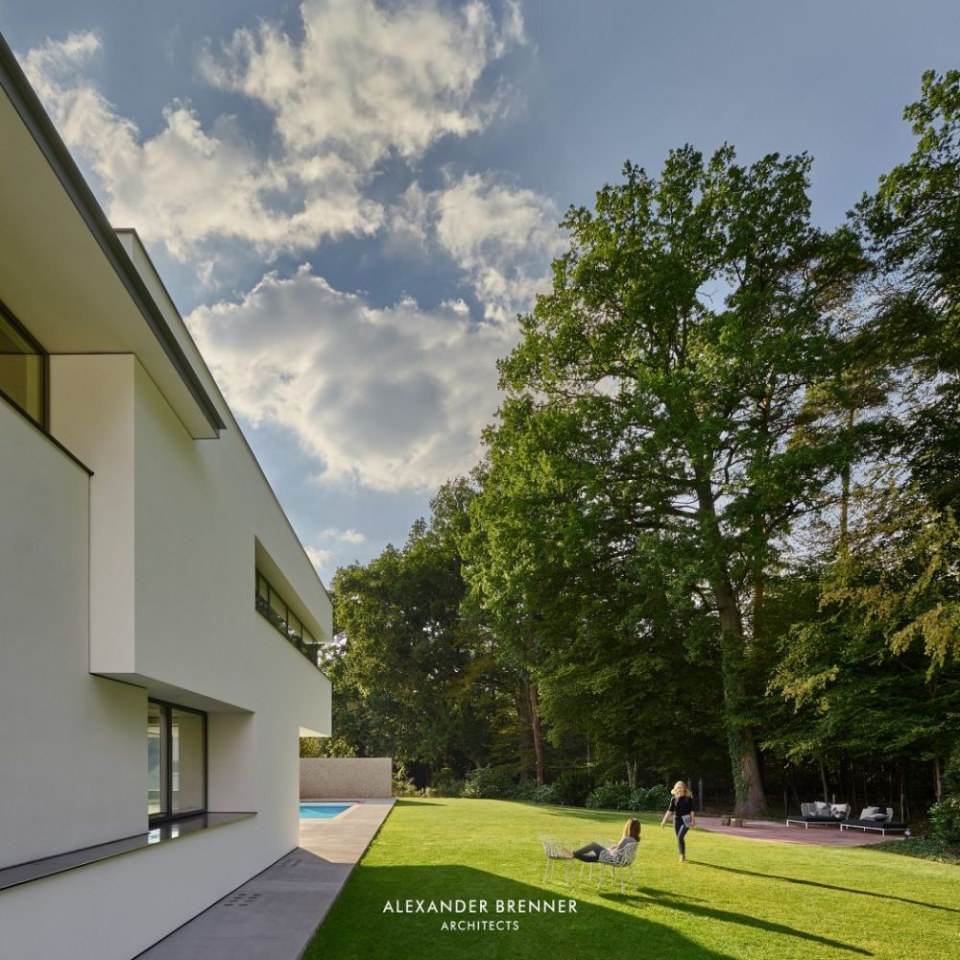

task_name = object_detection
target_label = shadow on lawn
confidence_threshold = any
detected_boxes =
[605,885,871,955]
[694,860,960,915]
[306,864,871,960]
[538,806,655,822]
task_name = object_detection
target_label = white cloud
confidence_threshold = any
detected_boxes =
[23,32,381,260]
[392,173,566,321]
[318,528,366,544]
[187,265,519,491]
[200,0,523,171]
[306,546,334,573]
[22,1,524,263]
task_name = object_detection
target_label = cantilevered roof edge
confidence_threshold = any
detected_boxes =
[0,32,225,434]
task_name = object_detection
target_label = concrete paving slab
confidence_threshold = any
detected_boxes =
[136,799,394,960]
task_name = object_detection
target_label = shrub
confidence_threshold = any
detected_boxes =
[392,763,419,797]
[530,783,561,805]
[553,769,596,807]
[513,781,561,804]
[929,796,960,848]
[511,781,538,802]
[632,784,671,811]
[430,768,464,798]
[462,765,516,799]
[586,781,634,810]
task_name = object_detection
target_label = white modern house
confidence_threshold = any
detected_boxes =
[0,35,332,960]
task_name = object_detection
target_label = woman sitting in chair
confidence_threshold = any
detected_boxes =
[569,817,640,862]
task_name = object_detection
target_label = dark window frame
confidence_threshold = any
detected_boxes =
[255,569,320,668]
[148,698,208,826]
[0,298,49,429]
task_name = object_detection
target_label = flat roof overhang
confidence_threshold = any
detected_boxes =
[0,34,224,439]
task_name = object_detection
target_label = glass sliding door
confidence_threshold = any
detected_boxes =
[147,701,167,817]
[171,708,205,814]
[148,700,206,822]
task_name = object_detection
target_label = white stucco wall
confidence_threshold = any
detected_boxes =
[0,401,144,868]
[0,351,331,959]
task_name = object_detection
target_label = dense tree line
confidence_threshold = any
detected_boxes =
[304,72,960,822]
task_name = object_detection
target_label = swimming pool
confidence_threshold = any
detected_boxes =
[299,802,354,820]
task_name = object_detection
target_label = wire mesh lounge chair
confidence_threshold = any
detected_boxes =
[540,836,574,884]
[595,839,639,894]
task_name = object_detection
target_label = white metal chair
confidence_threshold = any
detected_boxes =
[540,836,574,884]
[595,839,639,894]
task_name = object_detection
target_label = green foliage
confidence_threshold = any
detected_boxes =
[461,765,517,800]
[585,782,672,811]
[635,784,671,811]
[429,768,465,798]
[465,141,869,815]
[586,782,634,810]
[299,736,356,759]
[529,783,561,804]
[929,796,960,848]
[392,763,419,798]
[943,742,960,797]
[552,769,596,807]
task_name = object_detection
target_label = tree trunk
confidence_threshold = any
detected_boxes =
[934,757,943,803]
[819,759,829,803]
[625,759,638,789]
[714,576,766,816]
[694,479,767,817]
[515,686,531,782]
[527,681,545,786]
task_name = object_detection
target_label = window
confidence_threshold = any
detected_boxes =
[255,570,320,667]
[0,302,46,426]
[148,700,206,822]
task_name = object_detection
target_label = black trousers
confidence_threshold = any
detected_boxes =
[572,841,607,862]
[675,816,690,855]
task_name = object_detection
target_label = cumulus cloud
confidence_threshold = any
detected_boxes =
[23,32,381,259]
[318,528,366,544]
[22,0,524,262]
[306,546,334,574]
[392,173,566,321]
[187,266,518,491]
[200,0,524,170]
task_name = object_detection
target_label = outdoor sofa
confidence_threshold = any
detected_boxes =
[839,807,909,836]
[785,801,850,829]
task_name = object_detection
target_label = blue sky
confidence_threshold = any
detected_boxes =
[3,0,959,581]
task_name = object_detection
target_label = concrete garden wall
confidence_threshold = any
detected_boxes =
[301,757,393,799]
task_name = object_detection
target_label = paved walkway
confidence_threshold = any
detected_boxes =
[697,815,902,847]
[138,799,394,960]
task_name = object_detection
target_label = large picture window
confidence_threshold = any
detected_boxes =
[148,700,206,822]
[0,302,46,426]
[255,570,321,667]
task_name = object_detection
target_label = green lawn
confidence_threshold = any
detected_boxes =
[306,798,959,960]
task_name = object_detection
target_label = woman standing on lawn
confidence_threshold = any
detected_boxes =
[661,781,696,862]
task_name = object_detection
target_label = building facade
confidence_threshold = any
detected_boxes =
[0,35,332,960]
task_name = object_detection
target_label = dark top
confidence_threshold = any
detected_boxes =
[669,795,695,818]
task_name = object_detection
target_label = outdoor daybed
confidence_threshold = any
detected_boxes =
[785,802,850,829]
[839,807,909,836]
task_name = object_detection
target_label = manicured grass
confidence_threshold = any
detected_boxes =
[306,798,959,960]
